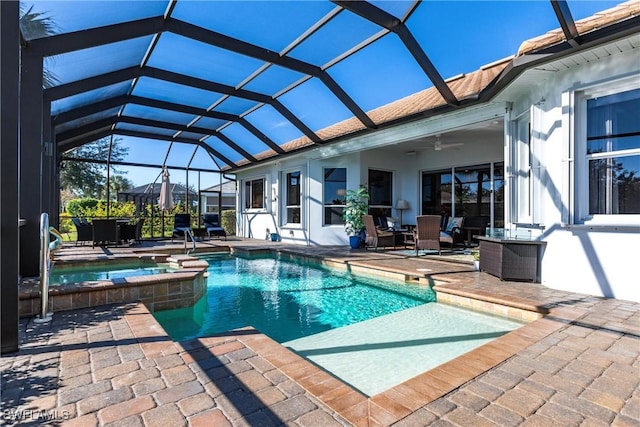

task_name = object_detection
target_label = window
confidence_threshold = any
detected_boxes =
[284,171,301,224]
[368,169,392,218]
[244,178,264,209]
[586,88,640,215]
[323,168,346,225]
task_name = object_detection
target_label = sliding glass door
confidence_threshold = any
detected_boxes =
[421,162,504,227]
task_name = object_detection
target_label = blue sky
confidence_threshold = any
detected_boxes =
[28,0,621,187]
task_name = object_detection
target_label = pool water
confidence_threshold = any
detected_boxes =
[153,254,437,342]
[50,263,173,285]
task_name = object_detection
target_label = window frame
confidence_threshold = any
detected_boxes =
[368,169,393,218]
[281,168,303,227]
[322,167,347,227]
[571,77,640,225]
[243,176,266,211]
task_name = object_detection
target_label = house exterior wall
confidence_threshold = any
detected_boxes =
[235,38,639,302]
[508,46,640,302]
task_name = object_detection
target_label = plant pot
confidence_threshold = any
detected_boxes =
[270,233,280,242]
[349,235,361,249]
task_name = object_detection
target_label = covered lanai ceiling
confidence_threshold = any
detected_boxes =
[20,0,640,173]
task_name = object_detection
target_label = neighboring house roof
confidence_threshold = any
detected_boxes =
[202,181,236,194]
[237,0,640,167]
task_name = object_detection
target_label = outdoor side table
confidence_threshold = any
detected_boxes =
[476,236,546,282]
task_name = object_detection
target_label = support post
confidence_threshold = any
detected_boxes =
[19,46,44,277]
[1,0,21,353]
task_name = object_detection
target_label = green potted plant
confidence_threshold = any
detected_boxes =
[342,186,370,249]
[472,249,480,271]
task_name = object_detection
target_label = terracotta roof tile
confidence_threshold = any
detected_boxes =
[517,0,640,55]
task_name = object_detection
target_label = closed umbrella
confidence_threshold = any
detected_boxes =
[158,168,174,212]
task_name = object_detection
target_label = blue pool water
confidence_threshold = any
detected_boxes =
[154,254,437,342]
[50,263,173,285]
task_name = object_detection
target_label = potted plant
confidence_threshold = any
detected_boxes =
[472,249,480,271]
[342,185,369,249]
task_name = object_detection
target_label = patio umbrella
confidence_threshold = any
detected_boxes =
[158,168,174,212]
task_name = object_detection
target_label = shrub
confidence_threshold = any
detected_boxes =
[221,210,236,236]
[65,198,99,217]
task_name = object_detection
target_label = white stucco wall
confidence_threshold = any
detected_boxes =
[509,45,640,302]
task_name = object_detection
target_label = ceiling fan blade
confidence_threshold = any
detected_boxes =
[440,142,465,149]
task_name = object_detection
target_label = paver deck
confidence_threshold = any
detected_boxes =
[2,238,639,426]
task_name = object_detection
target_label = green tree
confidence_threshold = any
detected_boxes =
[60,137,129,198]
[19,4,59,88]
[106,175,134,201]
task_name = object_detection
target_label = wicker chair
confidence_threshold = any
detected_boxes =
[363,214,396,250]
[414,215,442,255]
[120,218,144,245]
[71,218,92,246]
[91,219,120,248]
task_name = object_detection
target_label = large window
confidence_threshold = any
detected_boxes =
[244,178,264,209]
[586,88,640,215]
[323,168,346,225]
[284,171,301,224]
[368,169,392,218]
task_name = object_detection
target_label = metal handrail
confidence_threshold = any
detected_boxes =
[183,228,196,255]
[35,213,53,323]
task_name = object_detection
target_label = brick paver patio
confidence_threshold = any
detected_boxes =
[1,239,638,426]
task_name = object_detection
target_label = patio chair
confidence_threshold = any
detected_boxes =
[120,218,144,245]
[440,216,465,249]
[202,213,227,240]
[92,219,120,248]
[72,218,92,246]
[414,215,442,255]
[172,213,191,241]
[363,214,396,251]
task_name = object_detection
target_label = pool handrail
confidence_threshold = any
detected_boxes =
[35,212,53,323]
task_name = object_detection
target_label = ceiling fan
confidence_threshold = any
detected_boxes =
[429,134,464,151]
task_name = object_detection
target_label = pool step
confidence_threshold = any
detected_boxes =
[166,254,199,269]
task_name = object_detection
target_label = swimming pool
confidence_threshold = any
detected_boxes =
[50,263,174,285]
[153,254,437,342]
[153,253,526,395]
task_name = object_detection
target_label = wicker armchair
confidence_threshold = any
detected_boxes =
[414,215,442,255]
[91,219,120,248]
[363,214,396,250]
[71,218,92,246]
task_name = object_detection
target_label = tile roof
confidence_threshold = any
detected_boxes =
[518,0,640,55]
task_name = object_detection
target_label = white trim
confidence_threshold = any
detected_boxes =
[279,167,305,229]
[569,75,640,225]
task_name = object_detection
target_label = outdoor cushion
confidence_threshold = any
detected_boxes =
[445,217,463,233]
